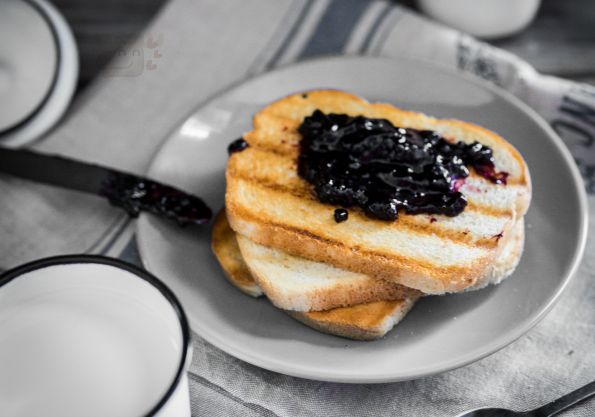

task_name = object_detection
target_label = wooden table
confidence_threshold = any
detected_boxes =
[53,0,595,89]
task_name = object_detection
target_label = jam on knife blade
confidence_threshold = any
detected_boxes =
[100,171,212,226]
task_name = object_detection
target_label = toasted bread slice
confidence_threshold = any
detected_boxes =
[212,211,263,297]
[226,90,531,294]
[214,210,420,308]
[236,234,421,311]
[213,221,524,340]
[211,212,523,340]
[211,213,418,340]
[214,210,524,299]
[238,218,524,306]
[287,299,417,341]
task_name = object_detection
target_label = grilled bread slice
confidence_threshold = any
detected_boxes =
[212,211,263,297]
[237,219,523,305]
[214,210,420,310]
[286,300,417,341]
[236,234,421,311]
[211,213,523,339]
[226,90,531,294]
[211,212,418,340]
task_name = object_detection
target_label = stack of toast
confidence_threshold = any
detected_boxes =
[212,90,531,340]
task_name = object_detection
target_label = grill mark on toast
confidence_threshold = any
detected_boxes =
[228,203,490,287]
[218,211,423,311]
[228,153,514,218]
[299,300,401,328]
[231,163,514,218]
[245,140,525,187]
[228,169,510,248]
[466,201,512,217]
[240,142,296,158]
[214,211,423,337]
[232,145,522,216]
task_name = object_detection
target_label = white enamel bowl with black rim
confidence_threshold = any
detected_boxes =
[0,255,192,417]
[0,0,78,147]
[136,56,588,383]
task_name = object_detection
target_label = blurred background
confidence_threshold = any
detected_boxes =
[53,0,595,93]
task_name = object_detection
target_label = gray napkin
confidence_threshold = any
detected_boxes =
[1,0,593,416]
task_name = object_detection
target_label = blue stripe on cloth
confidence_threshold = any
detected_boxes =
[265,0,316,69]
[119,234,143,267]
[359,1,393,53]
[247,0,310,75]
[299,0,370,58]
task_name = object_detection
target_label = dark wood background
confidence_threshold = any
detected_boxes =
[53,0,595,90]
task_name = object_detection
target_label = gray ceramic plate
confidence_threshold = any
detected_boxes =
[136,56,587,383]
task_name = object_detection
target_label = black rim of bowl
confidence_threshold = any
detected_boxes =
[0,254,191,417]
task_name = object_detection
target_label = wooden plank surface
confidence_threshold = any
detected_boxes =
[52,0,595,88]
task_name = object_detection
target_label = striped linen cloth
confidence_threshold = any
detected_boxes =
[1,1,594,415]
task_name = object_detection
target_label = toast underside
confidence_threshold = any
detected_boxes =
[226,90,531,294]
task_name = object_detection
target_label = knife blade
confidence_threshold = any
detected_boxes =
[0,147,212,226]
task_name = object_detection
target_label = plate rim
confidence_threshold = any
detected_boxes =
[136,55,589,383]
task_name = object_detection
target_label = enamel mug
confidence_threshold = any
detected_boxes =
[0,256,192,417]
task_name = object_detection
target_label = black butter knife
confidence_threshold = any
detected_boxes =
[0,147,212,226]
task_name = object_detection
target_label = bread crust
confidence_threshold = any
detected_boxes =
[469,218,525,290]
[211,211,263,297]
[288,299,417,341]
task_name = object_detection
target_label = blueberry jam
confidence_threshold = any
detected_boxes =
[298,110,508,221]
[334,208,349,223]
[100,171,212,226]
[228,138,249,154]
